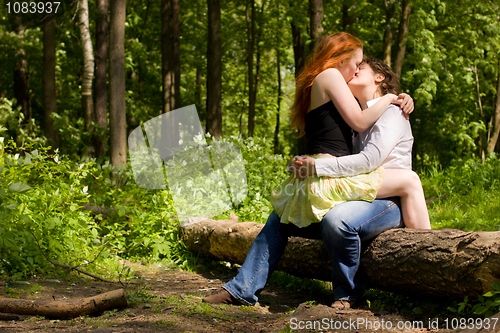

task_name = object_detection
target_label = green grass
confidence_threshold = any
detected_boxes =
[422,157,500,231]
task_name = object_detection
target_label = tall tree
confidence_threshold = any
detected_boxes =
[290,0,306,77]
[246,0,266,137]
[94,0,109,158]
[392,0,412,79]
[342,0,356,34]
[246,0,256,137]
[109,0,127,166]
[382,0,395,66]
[274,48,282,154]
[161,0,180,113]
[43,17,59,150]
[487,60,500,154]
[308,0,323,53]
[8,11,29,124]
[78,0,95,154]
[206,0,222,138]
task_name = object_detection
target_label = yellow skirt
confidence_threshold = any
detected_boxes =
[270,166,385,228]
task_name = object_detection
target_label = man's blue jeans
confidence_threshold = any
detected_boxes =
[222,198,403,305]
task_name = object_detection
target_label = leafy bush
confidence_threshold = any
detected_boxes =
[0,98,45,148]
[0,138,182,278]
[208,135,289,223]
[0,133,290,277]
[0,139,100,277]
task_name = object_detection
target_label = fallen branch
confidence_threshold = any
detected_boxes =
[27,228,121,284]
[0,289,128,318]
[48,260,118,284]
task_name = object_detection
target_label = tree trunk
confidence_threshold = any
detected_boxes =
[0,289,127,318]
[161,0,181,113]
[182,220,500,299]
[487,59,500,154]
[161,0,173,113]
[382,0,395,66]
[11,18,30,125]
[43,17,59,151]
[392,0,412,79]
[245,0,261,138]
[109,0,127,167]
[308,0,323,53]
[291,21,306,154]
[195,67,202,114]
[78,0,95,156]
[341,0,356,35]
[160,0,181,157]
[94,0,109,158]
[274,49,281,154]
[291,23,304,77]
[206,0,223,138]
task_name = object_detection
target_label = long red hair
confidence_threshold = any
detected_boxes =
[291,32,363,137]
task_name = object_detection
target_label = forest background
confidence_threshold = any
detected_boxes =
[0,0,500,307]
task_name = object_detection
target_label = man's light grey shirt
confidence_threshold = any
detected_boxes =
[315,97,413,177]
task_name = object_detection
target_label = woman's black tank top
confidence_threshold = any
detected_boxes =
[305,101,352,157]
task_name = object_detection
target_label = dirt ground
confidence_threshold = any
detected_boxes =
[0,262,470,332]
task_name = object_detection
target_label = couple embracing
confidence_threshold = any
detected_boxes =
[203,32,431,309]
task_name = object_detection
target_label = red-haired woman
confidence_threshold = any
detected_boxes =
[204,32,418,309]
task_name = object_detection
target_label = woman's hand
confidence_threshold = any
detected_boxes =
[290,156,316,179]
[393,93,414,120]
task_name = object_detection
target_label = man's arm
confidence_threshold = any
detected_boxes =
[315,107,406,177]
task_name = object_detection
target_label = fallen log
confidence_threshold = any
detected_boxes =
[0,289,128,318]
[181,219,500,299]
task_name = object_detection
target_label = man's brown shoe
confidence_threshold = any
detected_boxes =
[202,288,241,305]
[331,299,356,309]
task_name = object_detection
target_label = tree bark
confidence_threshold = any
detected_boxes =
[342,0,356,35]
[43,17,59,151]
[291,19,306,155]
[161,0,181,113]
[109,0,127,167]
[392,0,412,79]
[182,220,500,299]
[487,59,500,154]
[382,0,395,66]
[206,0,223,138]
[274,49,281,154]
[10,16,30,125]
[78,0,95,155]
[160,0,181,156]
[291,23,304,78]
[308,0,323,53]
[0,289,127,318]
[246,0,255,137]
[94,0,109,158]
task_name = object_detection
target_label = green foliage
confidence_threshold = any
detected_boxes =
[448,281,500,318]
[422,156,500,231]
[0,139,99,277]
[209,135,288,223]
[0,131,289,277]
[0,138,185,277]
[0,98,46,147]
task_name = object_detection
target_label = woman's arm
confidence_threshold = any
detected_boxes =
[313,69,398,133]
[294,106,410,178]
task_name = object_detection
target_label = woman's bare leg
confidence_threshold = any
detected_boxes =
[376,169,431,229]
